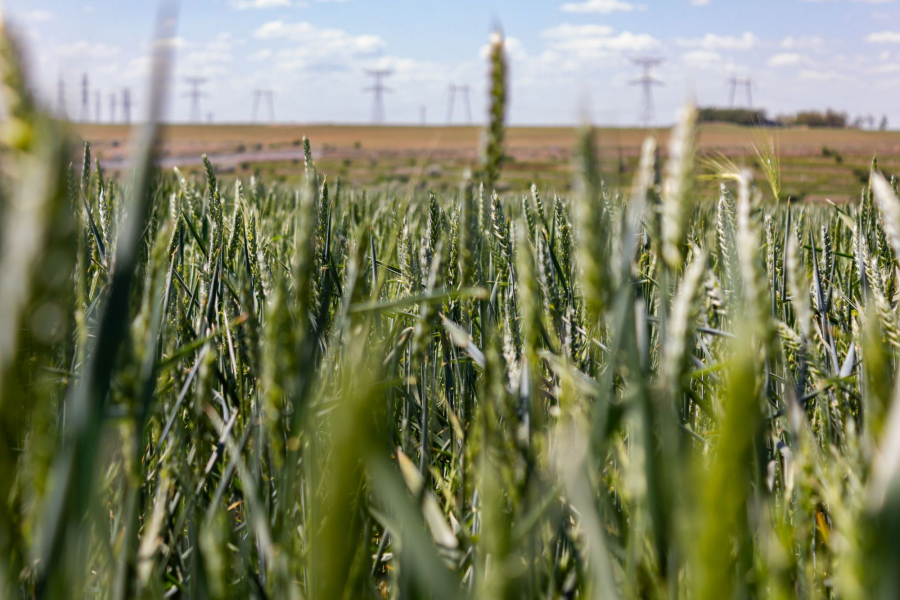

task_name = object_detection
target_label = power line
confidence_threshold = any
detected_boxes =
[447,85,454,125]
[184,77,208,123]
[447,83,472,124]
[57,75,67,120]
[460,85,472,123]
[252,89,275,123]
[81,74,90,122]
[728,75,754,108]
[363,69,392,124]
[122,88,133,124]
[629,57,664,127]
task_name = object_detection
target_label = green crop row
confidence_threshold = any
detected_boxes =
[2,14,900,600]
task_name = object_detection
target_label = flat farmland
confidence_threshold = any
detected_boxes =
[75,122,900,200]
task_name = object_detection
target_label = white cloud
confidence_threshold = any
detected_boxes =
[869,63,900,73]
[253,21,386,72]
[506,37,528,61]
[767,53,805,67]
[676,32,759,50]
[232,0,292,8]
[553,32,660,55]
[682,50,722,67]
[364,55,444,84]
[478,36,528,61]
[57,41,121,59]
[541,24,615,39]
[171,34,240,78]
[232,0,348,6]
[124,56,152,80]
[559,0,646,14]
[779,35,825,50]
[22,9,55,22]
[867,31,900,43]
[185,49,233,66]
[541,23,660,58]
[799,69,849,81]
[689,0,711,5]
[255,21,383,52]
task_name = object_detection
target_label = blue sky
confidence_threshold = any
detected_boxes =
[3,0,900,126]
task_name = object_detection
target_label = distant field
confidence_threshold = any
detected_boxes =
[74,122,900,201]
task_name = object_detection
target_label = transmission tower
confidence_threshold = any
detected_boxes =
[420,105,426,125]
[728,75,754,108]
[95,90,102,122]
[459,85,472,123]
[447,85,455,124]
[629,57,664,127]
[81,74,90,122]
[110,92,117,123]
[184,77,208,123]
[447,83,473,124]
[122,88,133,124]
[252,89,275,122]
[57,76,68,120]
[364,69,392,124]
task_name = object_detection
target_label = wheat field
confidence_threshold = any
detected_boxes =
[3,13,900,600]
